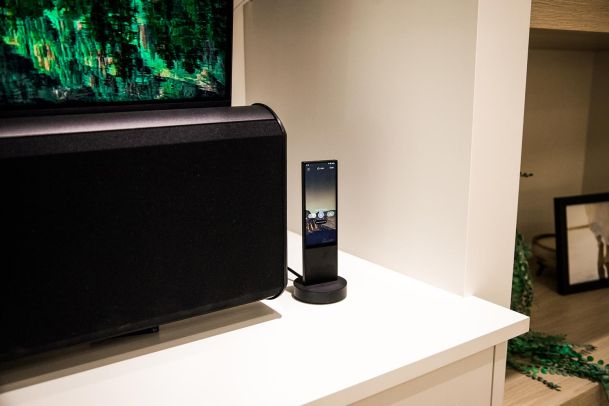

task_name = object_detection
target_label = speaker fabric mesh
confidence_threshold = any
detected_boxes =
[0,108,286,361]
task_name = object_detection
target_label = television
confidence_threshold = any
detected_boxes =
[0,0,232,116]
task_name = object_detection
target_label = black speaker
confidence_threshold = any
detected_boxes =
[0,104,286,362]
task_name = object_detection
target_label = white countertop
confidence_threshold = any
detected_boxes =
[0,232,529,405]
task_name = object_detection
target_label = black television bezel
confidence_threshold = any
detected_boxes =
[0,0,233,118]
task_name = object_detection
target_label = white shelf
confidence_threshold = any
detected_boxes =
[0,232,529,405]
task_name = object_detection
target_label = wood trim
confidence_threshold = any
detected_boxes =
[531,0,609,33]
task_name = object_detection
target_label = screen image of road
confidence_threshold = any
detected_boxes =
[304,161,337,247]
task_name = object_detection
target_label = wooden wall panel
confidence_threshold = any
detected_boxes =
[531,0,609,33]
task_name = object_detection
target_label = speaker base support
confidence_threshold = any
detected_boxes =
[292,276,347,304]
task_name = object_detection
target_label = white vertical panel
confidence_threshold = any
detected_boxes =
[464,0,532,307]
[491,342,508,406]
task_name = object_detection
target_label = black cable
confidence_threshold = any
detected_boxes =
[287,267,301,279]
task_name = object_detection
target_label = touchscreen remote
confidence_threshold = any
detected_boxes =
[302,160,338,283]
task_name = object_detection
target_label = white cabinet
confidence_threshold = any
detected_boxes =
[238,1,531,403]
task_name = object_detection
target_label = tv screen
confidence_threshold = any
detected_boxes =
[0,0,231,114]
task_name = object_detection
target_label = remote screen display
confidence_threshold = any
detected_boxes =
[304,161,337,247]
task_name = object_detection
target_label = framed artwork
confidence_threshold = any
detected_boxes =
[554,192,609,294]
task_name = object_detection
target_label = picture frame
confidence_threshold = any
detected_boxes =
[554,192,609,294]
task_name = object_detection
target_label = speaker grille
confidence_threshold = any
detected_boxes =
[0,116,286,361]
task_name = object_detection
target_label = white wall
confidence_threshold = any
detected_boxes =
[231,1,246,106]
[244,0,476,296]
[241,0,530,308]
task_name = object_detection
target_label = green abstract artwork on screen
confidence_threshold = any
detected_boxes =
[0,0,228,108]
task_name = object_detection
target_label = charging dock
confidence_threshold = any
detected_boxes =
[292,276,347,304]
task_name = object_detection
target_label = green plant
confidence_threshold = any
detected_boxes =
[507,233,609,399]
[510,233,534,316]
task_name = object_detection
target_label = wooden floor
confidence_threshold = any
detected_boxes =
[504,268,609,406]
